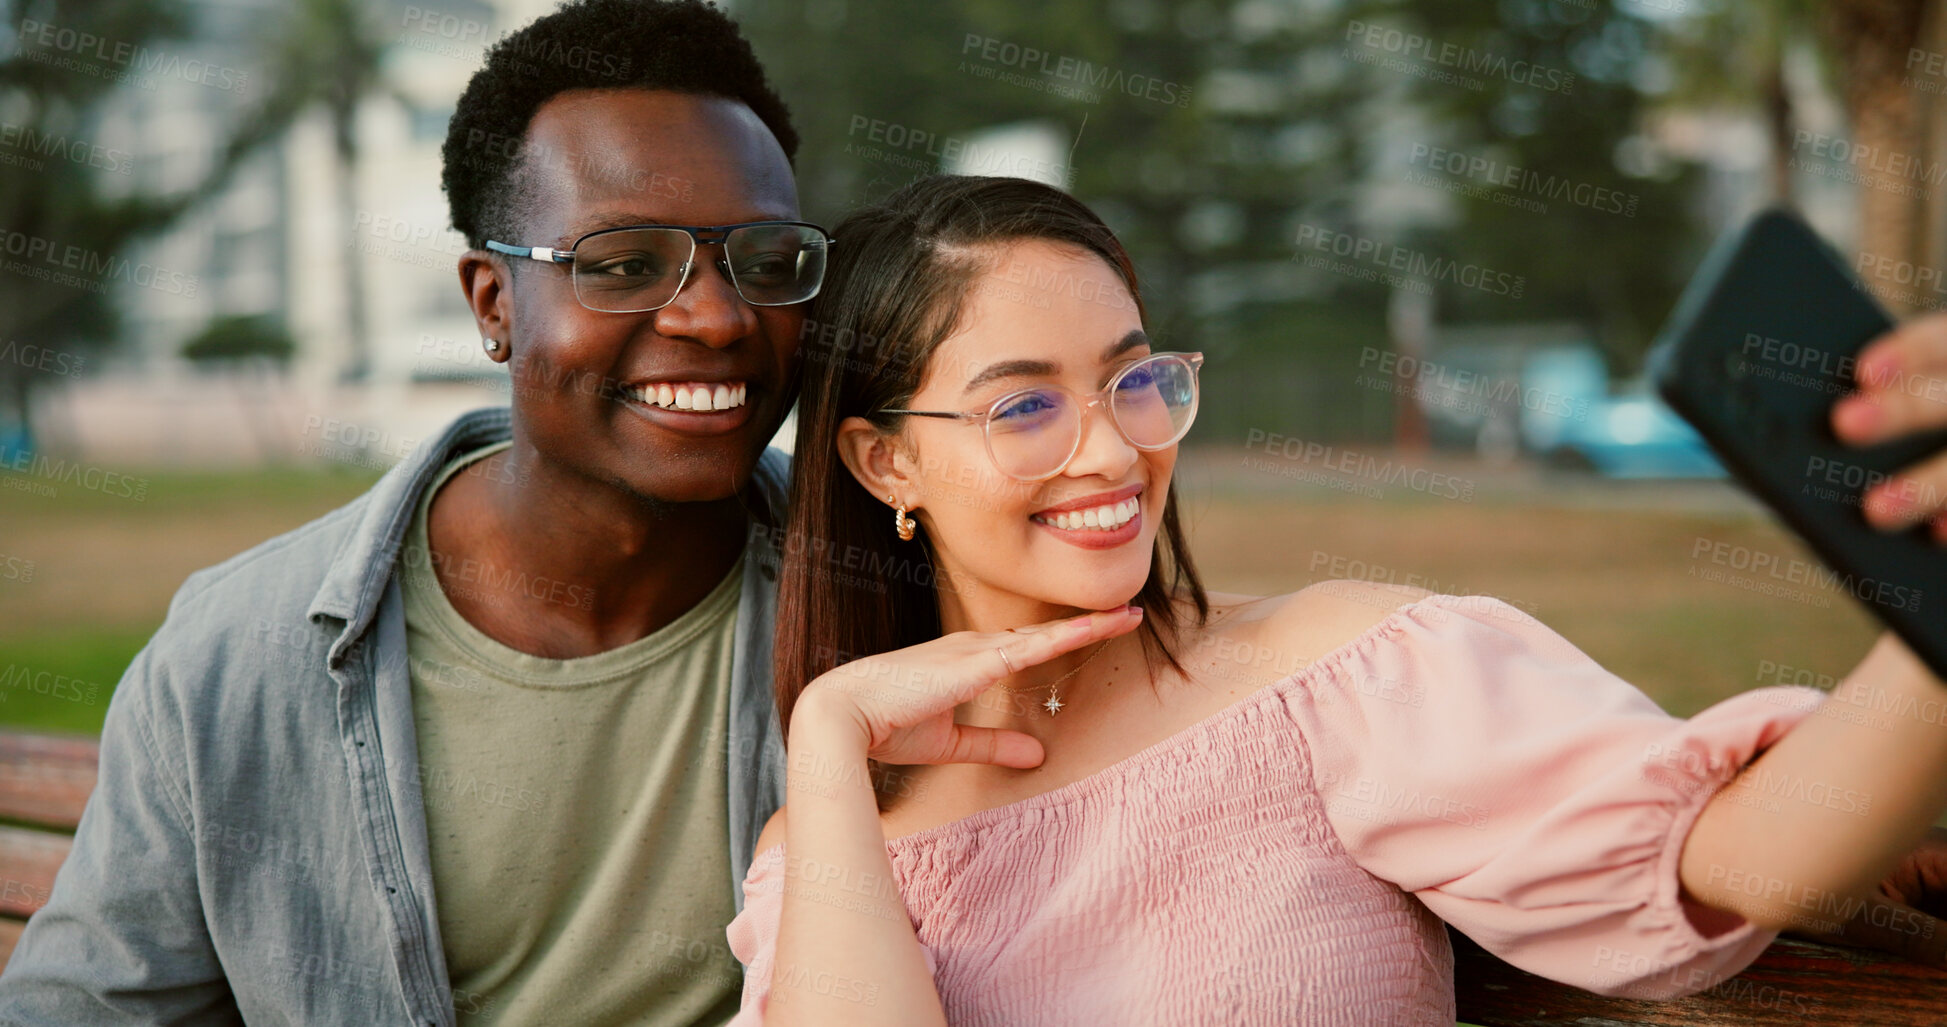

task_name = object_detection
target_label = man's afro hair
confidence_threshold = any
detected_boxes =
[441,0,798,248]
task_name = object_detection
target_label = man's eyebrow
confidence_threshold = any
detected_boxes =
[553,212,656,244]
[557,211,798,246]
[960,330,1150,396]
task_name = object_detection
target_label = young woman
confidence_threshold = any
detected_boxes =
[725,175,1947,1025]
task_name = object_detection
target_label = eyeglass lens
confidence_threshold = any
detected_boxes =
[985,355,1199,480]
[570,225,829,312]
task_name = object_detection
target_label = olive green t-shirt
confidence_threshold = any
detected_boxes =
[400,440,745,1026]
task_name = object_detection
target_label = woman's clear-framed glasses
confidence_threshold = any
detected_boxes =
[876,351,1205,482]
[484,220,834,313]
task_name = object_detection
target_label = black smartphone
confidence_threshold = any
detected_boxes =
[1648,207,1947,679]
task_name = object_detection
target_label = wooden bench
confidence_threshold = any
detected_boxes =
[0,730,98,968]
[1453,929,1947,1025]
[1,729,1944,1022]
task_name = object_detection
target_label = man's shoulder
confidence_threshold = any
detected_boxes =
[166,408,510,633]
[158,489,374,649]
[102,486,385,766]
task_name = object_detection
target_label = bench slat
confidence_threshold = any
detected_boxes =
[0,732,99,830]
[0,826,69,918]
[1453,929,1947,1026]
[0,918,22,975]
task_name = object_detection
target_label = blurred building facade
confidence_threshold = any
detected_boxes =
[49,0,544,466]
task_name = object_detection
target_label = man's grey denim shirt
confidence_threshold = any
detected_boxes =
[0,407,792,1025]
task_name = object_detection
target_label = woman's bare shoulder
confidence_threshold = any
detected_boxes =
[1196,580,1435,669]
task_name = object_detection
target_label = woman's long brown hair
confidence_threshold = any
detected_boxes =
[773,174,1210,744]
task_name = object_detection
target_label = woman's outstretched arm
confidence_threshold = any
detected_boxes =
[1681,632,1947,931]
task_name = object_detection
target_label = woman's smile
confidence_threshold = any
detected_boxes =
[1028,483,1145,549]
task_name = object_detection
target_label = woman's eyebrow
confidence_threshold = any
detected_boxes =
[960,359,1054,396]
[1102,328,1150,362]
[960,330,1150,396]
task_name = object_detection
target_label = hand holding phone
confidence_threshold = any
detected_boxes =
[1649,208,1947,678]
[1831,314,1947,539]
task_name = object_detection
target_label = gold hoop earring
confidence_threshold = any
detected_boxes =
[888,494,916,541]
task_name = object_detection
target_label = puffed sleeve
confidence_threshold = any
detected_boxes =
[1283,592,1827,999]
[724,841,940,1024]
[724,844,786,1026]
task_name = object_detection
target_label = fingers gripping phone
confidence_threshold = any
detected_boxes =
[1649,207,1947,678]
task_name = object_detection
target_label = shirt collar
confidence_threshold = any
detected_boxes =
[306,406,513,662]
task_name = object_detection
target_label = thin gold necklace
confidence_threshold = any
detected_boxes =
[995,638,1112,716]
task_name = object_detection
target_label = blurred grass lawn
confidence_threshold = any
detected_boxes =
[0,454,1882,736]
[0,465,385,733]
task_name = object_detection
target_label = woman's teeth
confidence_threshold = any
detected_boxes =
[634,381,748,411]
[1033,498,1140,531]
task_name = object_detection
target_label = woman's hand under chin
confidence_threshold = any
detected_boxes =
[794,605,1145,769]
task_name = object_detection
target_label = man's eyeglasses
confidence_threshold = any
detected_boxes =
[484,221,835,313]
[876,352,1204,482]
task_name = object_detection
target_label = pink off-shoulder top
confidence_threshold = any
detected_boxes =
[725,593,1826,1026]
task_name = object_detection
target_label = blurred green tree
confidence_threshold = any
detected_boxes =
[736,0,1707,439]
[0,0,366,457]
[1336,0,1707,376]
[0,0,404,464]
[0,0,284,457]
[736,0,1384,443]
[179,312,295,460]
[179,313,295,365]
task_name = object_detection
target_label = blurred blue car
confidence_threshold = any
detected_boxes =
[1518,346,1723,478]
[0,422,30,466]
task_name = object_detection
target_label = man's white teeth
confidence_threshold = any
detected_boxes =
[639,382,747,411]
[1036,497,1139,531]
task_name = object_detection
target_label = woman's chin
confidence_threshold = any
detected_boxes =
[1030,576,1151,614]
[967,543,1155,614]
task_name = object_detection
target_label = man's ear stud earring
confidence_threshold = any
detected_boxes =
[483,338,501,354]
